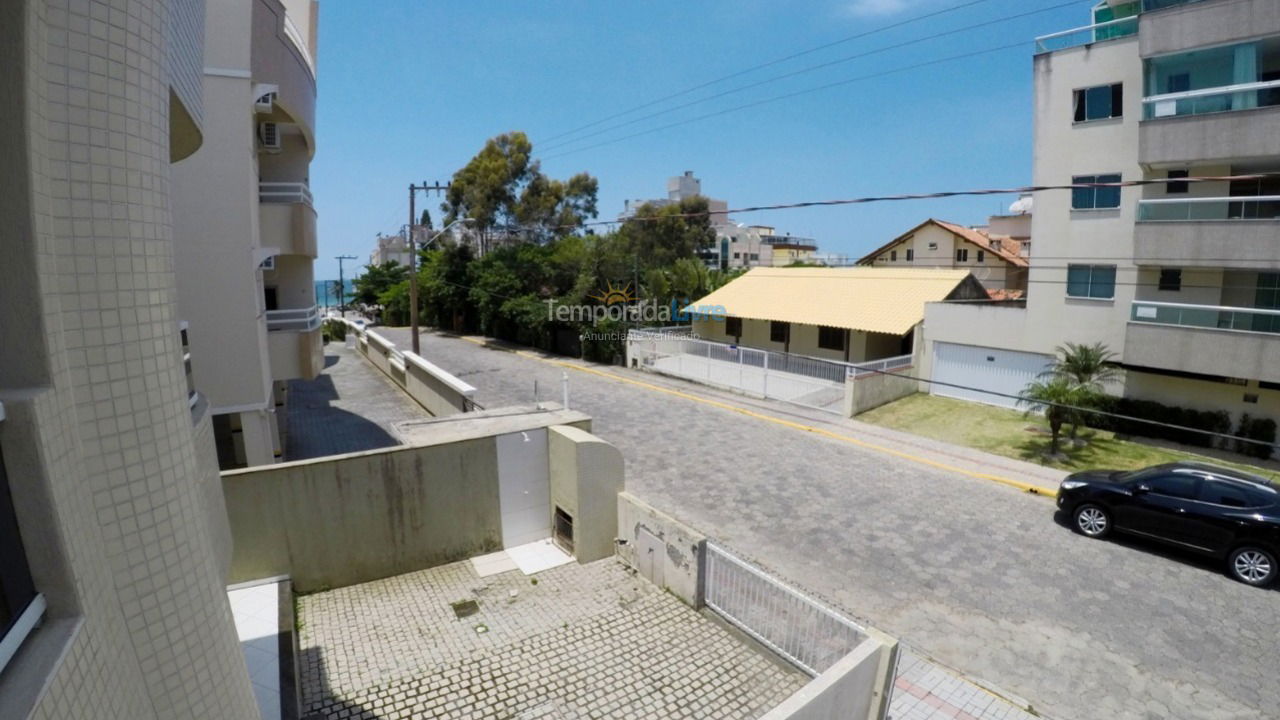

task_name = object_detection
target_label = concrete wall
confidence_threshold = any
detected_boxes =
[759,636,899,720]
[615,493,707,608]
[224,440,503,592]
[1125,369,1280,428]
[351,324,478,416]
[1140,0,1280,59]
[1124,322,1280,385]
[548,426,624,563]
[1140,105,1280,167]
[845,369,920,417]
[691,318,906,364]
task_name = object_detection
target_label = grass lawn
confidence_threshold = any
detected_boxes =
[858,393,1280,481]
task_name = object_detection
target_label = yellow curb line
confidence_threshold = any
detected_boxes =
[459,335,1057,499]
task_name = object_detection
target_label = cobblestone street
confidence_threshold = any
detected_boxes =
[297,558,806,719]
[369,327,1280,720]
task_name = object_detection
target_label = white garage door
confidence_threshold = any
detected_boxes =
[931,342,1053,409]
[496,429,551,548]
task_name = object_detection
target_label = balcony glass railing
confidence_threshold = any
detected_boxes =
[1137,195,1280,221]
[1034,17,1137,54]
[1142,80,1280,119]
[1141,0,1208,10]
[259,182,313,205]
[266,305,321,332]
[1131,300,1280,334]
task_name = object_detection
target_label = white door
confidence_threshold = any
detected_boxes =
[496,429,551,548]
[931,342,1053,409]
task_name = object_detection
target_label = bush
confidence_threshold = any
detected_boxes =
[322,318,347,343]
[1234,414,1277,460]
[1084,396,1232,450]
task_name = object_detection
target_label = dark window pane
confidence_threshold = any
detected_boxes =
[770,321,789,343]
[1090,266,1117,298]
[1199,480,1255,507]
[1085,85,1112,120]
[1147,473,1200,499]
[1072,175,1095,209]
[725,317,741,337]
[818,326,844,351]
[1073,89,1086,122]
[1159,268,1182,291]
[0,451,38,638]
[1066,266,1091,297]
[1166,169,1189,194]
[1110,83,1123,117]
[1095,174,1122,208]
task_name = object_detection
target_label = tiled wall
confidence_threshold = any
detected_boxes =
[2,0,258,717]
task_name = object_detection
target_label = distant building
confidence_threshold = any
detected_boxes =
[370,231,413,267]
[857,218,1030,295]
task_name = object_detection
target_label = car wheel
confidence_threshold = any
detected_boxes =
[1228,546,1277,587]
[1073,504,1111,538]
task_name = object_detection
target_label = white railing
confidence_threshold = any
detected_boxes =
[704,541,866,677]
[1131,300,1280,334]
[282,14,316,79]
[266,305,321,332]
[849,353,914,376]
[1142,79,1280,119]
[1137,195,1280,221]
[1034,17,1137,54]
[259,182,313,206]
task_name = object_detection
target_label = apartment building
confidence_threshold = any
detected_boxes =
[858,218,1030,294]
[0,0,260,716]
[923,0,1280,431]
[370,231,413,267]
[172,0,323,468]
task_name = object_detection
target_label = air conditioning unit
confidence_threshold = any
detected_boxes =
[253,83,279,113]
[258,122,281,152]
[259,255,276,271]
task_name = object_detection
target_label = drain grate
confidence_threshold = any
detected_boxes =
[450,599,479,619]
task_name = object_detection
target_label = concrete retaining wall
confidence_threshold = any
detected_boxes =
[759,635,899,720]
[844,368,920,417]
[344,321,477,417]
[615,492,706,608]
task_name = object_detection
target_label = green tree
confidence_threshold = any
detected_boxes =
[618,196,716,270]
[353,261,408,307]
[1019,377,1093,457]
[1045,342,1121,440]
[418,240,476,331]
[419,208,433,231]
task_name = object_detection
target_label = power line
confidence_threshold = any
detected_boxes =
[537,0,998,146]
[544,39,1030,160]
[541,0,1082,154]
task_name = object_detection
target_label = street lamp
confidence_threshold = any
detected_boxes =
[409,217,474,354]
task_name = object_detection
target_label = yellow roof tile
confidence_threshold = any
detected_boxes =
[685,267,972,336]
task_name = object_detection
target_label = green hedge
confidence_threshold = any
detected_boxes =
[1235,414,1278,460]
[1085,397,1232,449]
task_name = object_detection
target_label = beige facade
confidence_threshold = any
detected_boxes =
[860,220,1029,293]
[172,0,322,468]
[0,0,259,717]
[924,0,1280,429]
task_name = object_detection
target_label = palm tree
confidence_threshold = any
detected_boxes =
[1019,376,1092,458]
[1044,342,1121,441]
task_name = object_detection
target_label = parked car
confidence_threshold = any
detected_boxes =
[1057,461,1279,587]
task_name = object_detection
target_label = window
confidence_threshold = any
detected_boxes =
[1066,264,1117,299]
[1072,174,1122,209]
[927,242,938,251]
[1198,480,1261,508]
[1146,473,1201,499]
[1158,268,1182,291]
[0,443,41,677]
[955,248,969,262]
[1166,72,1190,94]
[977,250,985,263]
[818,326,845,351]
[770,321,789,343]
[1073,83,1123,122]
[1165,169,1189,194]
[905,249,914,261]
[725,316,742,337]
[890,250,897,261]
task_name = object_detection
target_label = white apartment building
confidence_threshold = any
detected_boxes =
[0,0,262,716]
[924,0,1280,433]
[370,231,413,267]
[172,0,324,468]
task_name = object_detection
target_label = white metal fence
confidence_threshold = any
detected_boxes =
[704,541,867,677]
[628,328,911,414]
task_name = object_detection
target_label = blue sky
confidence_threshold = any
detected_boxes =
[311,0,1097,280]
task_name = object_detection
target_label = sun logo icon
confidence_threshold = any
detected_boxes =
[587,281,636,305]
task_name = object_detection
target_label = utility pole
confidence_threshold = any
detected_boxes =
[408,180,449,355]
[335,255,357,316]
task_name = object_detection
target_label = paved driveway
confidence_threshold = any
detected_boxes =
[378,327,1279,720]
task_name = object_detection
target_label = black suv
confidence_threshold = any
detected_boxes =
[1057,462,1280,587]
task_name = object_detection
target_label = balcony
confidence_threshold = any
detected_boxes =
[1140,0,1280,58]
[1136,196,1280,267]
[251,0,316,143]
[266,305,323,381]
[1034,17,1137,54]
[1125,300,1280,382]
[259,182,317,258]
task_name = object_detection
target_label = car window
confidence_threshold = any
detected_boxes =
[1198,480,1258,508]
[1145,474,1200,500]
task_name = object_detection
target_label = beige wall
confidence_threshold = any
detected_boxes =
[548,426,624,563]
[0,0,258,716]
[759,637,898,720]
[1125,371,1280,428]
[692,318,907,364]
[615,493,707,608]
[353,325,478,417]
[866,223,1017,290]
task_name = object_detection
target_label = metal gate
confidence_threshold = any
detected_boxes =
[703,540,866,677]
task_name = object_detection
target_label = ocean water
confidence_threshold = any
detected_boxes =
[314,279,355,306]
